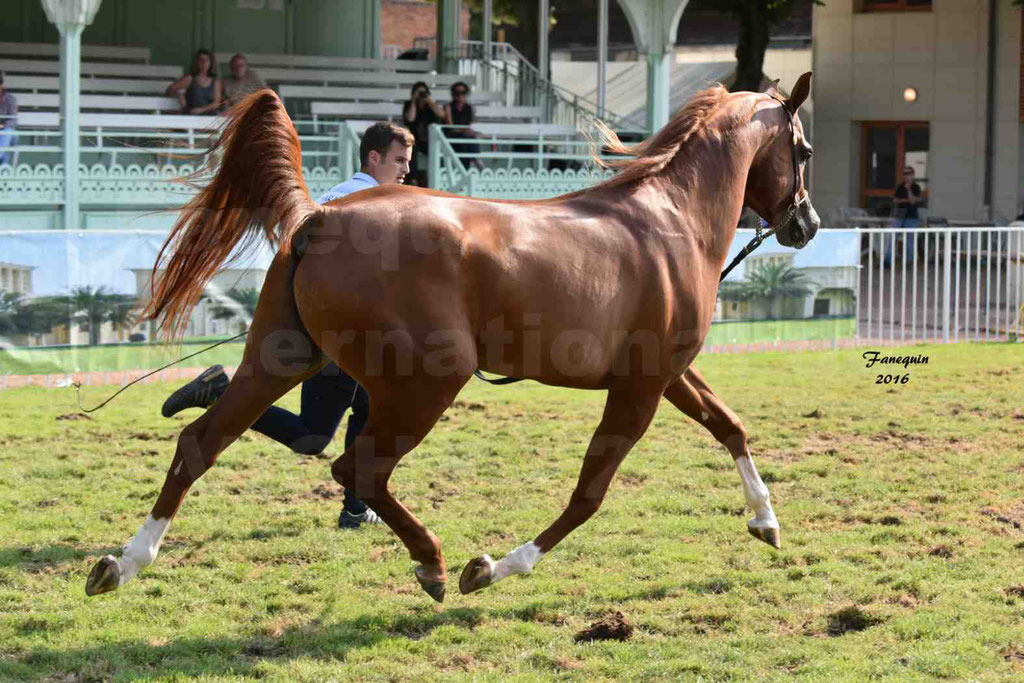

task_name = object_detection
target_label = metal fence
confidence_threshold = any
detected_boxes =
[857,227,1024,345]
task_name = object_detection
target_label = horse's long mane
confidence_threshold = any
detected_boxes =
[592,84,731,188]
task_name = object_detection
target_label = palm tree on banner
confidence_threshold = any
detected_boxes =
[0,291,25,338]
[50,286,138,346]
[0,292,69,342]
[718,261,813,320]
[210,288,260,332]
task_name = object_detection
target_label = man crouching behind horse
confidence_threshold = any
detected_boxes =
[87,79,820,602]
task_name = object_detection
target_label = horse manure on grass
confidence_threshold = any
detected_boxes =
[574,611,634,643]
[826,605,883,636]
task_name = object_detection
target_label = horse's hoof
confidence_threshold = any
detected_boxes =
[86,555,122,596]
[459,555,495,595]
[415,567,446,603]
[748,523,781,549]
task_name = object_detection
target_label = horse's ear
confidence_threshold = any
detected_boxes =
[763,78,781,96]
[788,72,812,111]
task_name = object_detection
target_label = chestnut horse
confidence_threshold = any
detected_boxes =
[86,73,819,602]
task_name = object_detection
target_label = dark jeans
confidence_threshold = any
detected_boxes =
[250,363,370,514]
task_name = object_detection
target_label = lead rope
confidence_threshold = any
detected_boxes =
[66,330,248,413]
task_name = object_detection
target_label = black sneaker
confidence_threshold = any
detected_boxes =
[161,365,229,417]
[338,508,382,530]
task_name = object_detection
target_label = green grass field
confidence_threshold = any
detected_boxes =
[0,341,247,376]
[0,319,855,375]
[1,343,1022,681]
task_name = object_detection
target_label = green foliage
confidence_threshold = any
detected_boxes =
[1,343,1022,680]
[209,287,260,328]
[719,261,814,318]
[27,286,138,346]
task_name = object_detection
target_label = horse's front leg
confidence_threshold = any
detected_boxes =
[663,366,780,548]
[460,386,663,595]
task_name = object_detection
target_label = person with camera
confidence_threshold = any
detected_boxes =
[402,81,446,186]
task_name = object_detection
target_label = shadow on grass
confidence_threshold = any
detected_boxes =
[0,608,486,680]
[0,544,121,570]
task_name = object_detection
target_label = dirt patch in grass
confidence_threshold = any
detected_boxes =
[309,484,341,500]
[56,413,92,421]
[129,431,176,442]
[574,611,634,643]
[1004,585,1024,598]
[929,545,955,559]
[1003,647,1024,667]
[451,400,486,412]
[825,605,884,637]
[980,506,1024,531]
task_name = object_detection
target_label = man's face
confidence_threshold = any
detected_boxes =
[231,58,248,79]
[367,140,412,185]
[904,168,915,183]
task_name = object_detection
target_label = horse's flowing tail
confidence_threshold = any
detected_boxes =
[144,89,319,338]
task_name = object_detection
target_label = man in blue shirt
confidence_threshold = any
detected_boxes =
[161,121,414,529]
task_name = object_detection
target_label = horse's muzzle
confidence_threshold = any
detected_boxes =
[775,196,820,249]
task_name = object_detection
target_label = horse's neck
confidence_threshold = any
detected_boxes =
[661,135,755,264]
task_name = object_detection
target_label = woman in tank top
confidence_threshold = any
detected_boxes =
[166,49,222,115]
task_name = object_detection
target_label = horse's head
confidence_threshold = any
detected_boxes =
[744,72,819,249]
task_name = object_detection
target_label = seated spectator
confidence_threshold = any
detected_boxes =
[222,54,265,108]
[402,81,445,186]
[0,72,17,166]
[443,81,481,170]
[165,49,222,115]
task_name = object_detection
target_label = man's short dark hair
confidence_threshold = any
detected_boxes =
[450,81,470,95]
[360,121,414,167]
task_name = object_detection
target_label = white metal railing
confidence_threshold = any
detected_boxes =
[857,227,1024,345]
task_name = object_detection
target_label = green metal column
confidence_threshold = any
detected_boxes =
[645,48,670,132]
[41,0,102,230]
[436,0,460,73]
[59,23,82,230]
[616,0,690,134]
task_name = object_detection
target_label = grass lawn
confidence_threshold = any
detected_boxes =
[0,341,246,376]
[1,343,1023,681]
[703,317,856,346]
[1,319,856,376]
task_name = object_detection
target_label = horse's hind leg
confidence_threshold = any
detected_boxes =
[663,366,780,548]
[330,375,469,603]
[460,386,663,595]
[86,254,323,596]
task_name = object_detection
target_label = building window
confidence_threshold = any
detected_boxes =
[861,0,931,11]
[861,122,929,216]
[813,299,830,317]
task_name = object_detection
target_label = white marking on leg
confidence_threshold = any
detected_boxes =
[489,541,544,584]
[118,515,170,585]
[701,411,710,422]
[735,455,778,531]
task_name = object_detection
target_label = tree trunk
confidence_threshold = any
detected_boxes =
[732,0,771,93]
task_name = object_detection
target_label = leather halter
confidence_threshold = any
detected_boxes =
[765,92,808,232]
[719,93,806,283]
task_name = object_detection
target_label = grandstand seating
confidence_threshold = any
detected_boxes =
[277,84,504,105]
[0,59,180,79]
[4,75,170,95]
[0,40,608,213]
[310,102,541,122]
[17,93,180,113]
[215,52,434,73]
[0,41,151,62]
